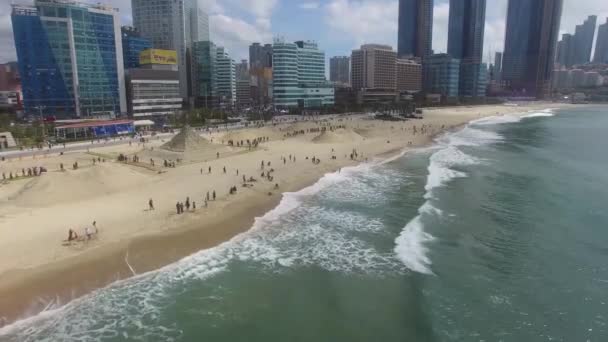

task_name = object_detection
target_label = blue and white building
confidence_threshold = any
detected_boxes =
[12,0,126,118]
[272,39,333,108]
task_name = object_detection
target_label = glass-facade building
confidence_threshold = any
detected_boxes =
[192,41,217,108]
[447,0,487,97]
[397,0,434,58]
[11,1,126,118]
[122,26,152,70]
[272,40,333,108]
[423,54,460,97]
[132,0,210,99]
[502,0,563,99]
[216,47,236,107]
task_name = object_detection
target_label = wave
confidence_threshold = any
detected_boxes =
[394,122,502,274]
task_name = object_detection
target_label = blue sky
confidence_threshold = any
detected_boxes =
[1,0,608,66]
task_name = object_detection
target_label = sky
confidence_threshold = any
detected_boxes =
[1,0,608,66]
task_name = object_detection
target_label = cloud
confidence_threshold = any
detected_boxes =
[210,14,273,60]
[324,0,398,49]
[299,2,321,10]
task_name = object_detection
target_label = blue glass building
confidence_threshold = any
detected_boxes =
[122,26,152,70]
[447,0,487,97]
[397,0,433,58]
[11,1,126,118]
[423,54,460,98]
[502,0,563,99]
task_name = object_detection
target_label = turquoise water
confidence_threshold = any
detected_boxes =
[2,106,608,341]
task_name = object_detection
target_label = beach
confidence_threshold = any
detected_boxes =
[0,103,567,326]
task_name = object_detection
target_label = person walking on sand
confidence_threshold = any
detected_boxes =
[149,198,154,211]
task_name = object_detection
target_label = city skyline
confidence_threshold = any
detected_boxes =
[1,0,608,66]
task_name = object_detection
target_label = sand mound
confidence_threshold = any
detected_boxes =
[9,163,152,207]
[162,126,211,152]
[312,129,363,144]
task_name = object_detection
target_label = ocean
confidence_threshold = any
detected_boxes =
[1,105,607,341]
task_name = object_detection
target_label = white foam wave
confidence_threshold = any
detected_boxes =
[394,121,502,274]
[471,114,522,126]
[521,112,555,119]
[394,203,437,275]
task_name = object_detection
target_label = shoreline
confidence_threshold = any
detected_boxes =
[0,103,571,328]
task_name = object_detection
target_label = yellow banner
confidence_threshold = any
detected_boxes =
[140,49,178,65]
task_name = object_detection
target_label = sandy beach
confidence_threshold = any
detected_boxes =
[0,103,568,326]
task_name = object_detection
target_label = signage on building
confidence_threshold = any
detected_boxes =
[139,49,178,65]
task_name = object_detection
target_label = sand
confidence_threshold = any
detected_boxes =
[0,103,571,326]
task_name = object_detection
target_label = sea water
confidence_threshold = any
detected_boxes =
[2,106,608,341]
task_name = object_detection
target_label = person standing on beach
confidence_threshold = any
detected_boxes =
[176,202,180,214]
[185,197,190,211]
[213,191,216,201]
[206,191,210,201]
[149,199,154,211]
[209,166,212,174]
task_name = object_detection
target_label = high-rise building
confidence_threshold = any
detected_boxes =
[132,0,210,99]
[122,26,152,70]
[556,33,574,67]
[126,48,181,121]
[594,18,608,64]
[11,1,126,118]
[329,56,350,85]
[272,39,333,108]
[572,15,597,65]
[447,0,487,97]
[423,54,460,97]
[249,43,273,69]
[235,60,251,108]
[249,43,273,107]
[216,47,236,108]
[192,41,217,108]
[397,0,434,58]
[502,0,563,99]
[396,58,422,92]
[351,44,398,91]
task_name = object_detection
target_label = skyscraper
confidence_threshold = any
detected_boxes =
[132,0,210,99]
[447,0,487,97]
[502,0,563,99]
[572,15,597,65]
[593,18,608,64]
[397,0,434,58]
[192,41,216,108]
[556,33,574,67]
[249,43,273,69]
[329,56,350,85]
[216,47,236,108]
[12,0,126,118]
